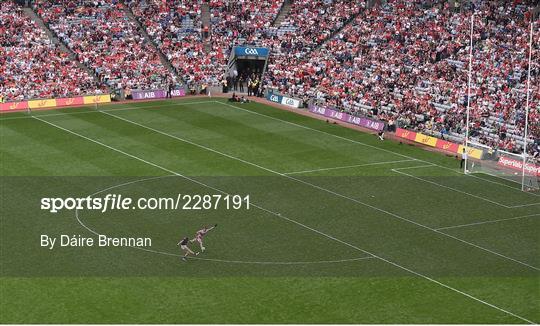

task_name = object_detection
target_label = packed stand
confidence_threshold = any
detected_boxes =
[209,0,363,91]
[33,0,173,91]
[266,0,365,88]
[3,0,537,158]
[273,0,363,50]
[0,1,102,101]
[209,0,283,48]
[208,0,284,83]
[265,0,539,156]
[125,0,363,88]
[448,3,539,155]
[267,0,473,125]
[127,0,213,85]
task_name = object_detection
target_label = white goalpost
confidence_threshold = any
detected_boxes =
[464,18,538,191]
[463,12,474,176]
[520,21,535,191]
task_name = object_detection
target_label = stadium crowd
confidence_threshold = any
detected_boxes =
[33,0,173,91]
[127,0,364,87]
[0,0,101,101]
[128,0,210,85]
[265,0,539,155]
[2,0,538,156]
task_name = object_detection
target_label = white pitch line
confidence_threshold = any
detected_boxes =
[282,159,416,175]
[391,164,437,171]
[397,164,540,201]
[33,115,375,258]
[508,202,540,208]
[33,115,536,324]
[187,256,375,265]
[391,168,511,208]
[217,101,540,199]
[392,168,540,209]
[435,214,540,231]
[7,97,536,202]
[75,175,376,265]
[468,172,540,197]
[102,110,540,272]
[103,112,540,271]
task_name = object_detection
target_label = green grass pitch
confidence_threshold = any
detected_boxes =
[0,98,538,323]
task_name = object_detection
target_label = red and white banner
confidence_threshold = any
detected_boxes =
[395,128,483,159]
[497,156,540,177]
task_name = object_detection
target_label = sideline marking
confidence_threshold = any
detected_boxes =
[34,116,537,324]
[103,110,539,272]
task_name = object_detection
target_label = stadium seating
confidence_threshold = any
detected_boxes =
[208,0,284,77]
[3,0,538,156]
[33,0,173,90]
[265,0,539,155]
[128,0,362,86]
[127,0,213,84]
[0,0,101,101]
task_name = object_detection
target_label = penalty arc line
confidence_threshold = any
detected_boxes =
[84,211,376,265]
[74,175,374,265]
[33,116,537,323]
[102,110,539,272]
[32,116,536,323]
[33,115,374,256]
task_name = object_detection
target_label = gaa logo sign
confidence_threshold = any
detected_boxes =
[284,98,295,105]
[269,95,280,103]
[244,48,259,55]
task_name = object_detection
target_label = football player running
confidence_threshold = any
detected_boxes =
[191,224,217,252]
[178,236,199,261]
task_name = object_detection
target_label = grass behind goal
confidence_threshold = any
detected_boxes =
[0,98,538,323]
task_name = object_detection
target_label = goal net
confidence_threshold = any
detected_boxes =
[466,143,540,191]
